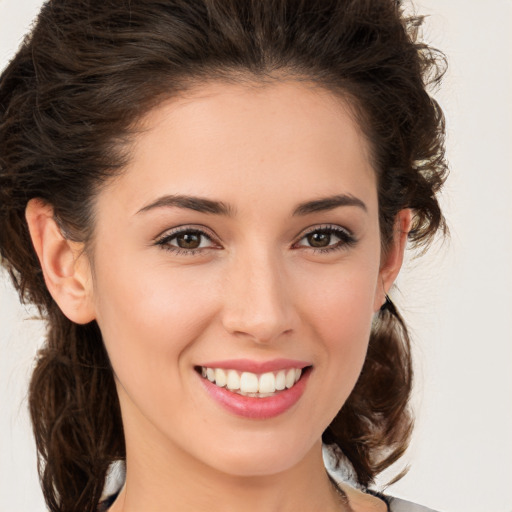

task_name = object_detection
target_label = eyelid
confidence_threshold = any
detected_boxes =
[153,224,222,251]
[152,223,356,254]
[154,224,217,241]
[292,224,357,250]
[294,223,354,240]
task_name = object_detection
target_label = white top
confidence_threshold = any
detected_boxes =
[101,455,440,511]
[323,445,439,512]
[388,495,439,512]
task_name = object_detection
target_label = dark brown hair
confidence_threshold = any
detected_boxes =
[0,1,447,511]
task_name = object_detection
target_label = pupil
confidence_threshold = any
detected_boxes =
[178,233,201,249]
[308,232,330,247]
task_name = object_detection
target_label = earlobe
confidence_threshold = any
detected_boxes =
[374,209,412,312]
[25,198,96,324]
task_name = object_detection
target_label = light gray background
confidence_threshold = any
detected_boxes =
[1,1,511,511]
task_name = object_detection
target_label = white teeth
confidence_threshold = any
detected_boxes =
[275,370,286,391]
[226,369,240,390]
[258,372,275,394]
[240,372,259,393]
[285,368,296,389]
[214,368,227,387]
[201,366,305,395]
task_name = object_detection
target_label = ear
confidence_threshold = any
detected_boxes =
[373,209,412,312]
[25,198,96,324]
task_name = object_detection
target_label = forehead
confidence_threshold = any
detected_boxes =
[101,80,377,216]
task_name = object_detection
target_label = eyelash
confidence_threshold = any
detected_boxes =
[155,226,219,256]
[294,224,357,253]
[154,224,357,256]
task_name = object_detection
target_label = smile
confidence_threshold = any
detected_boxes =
[200,367,302,397]
[196,359,312,418]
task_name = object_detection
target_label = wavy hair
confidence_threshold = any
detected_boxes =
[0,1,447,510]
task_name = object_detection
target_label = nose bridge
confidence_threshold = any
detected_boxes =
[221,245,295,343]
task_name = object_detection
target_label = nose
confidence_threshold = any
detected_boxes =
[221,249,297,344]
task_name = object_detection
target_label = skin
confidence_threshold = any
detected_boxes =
[26,80,410,511]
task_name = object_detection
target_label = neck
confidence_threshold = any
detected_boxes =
[110,439,347,512]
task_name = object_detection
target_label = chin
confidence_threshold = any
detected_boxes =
[194,432,320,479]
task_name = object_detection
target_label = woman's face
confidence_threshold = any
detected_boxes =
[87,81,400,478]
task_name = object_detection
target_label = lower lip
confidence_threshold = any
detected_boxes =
[199,369,310,419]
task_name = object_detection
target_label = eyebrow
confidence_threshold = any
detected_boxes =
[293,194,367,216]
[136,193,367,217]
[137,194,234,216]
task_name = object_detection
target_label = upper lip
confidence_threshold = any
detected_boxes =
[197,358,311,373]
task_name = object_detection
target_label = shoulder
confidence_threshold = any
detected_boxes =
[367,489,440,512]
[386,495,440,512]
[339,484,439,512]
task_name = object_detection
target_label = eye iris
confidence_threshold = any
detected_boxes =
[176,232,201,249]
[307,232,331,248]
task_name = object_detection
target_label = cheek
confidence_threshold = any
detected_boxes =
[91,263,222,438]
[299,260,378,338]
[315,288,374,378]
[296,259,379,396]
[91,253,220,382]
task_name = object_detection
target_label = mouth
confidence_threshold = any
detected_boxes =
[195,366,309,398]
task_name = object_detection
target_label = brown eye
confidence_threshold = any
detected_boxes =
[295,226,357,252]
[306,232,331,248]
[175,232,202,249]
[156,228,217,253]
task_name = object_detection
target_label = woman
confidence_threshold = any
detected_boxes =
[0,1,447,511]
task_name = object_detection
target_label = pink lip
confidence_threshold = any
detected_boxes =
[198,358,310,373]
[198,367,311,419]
